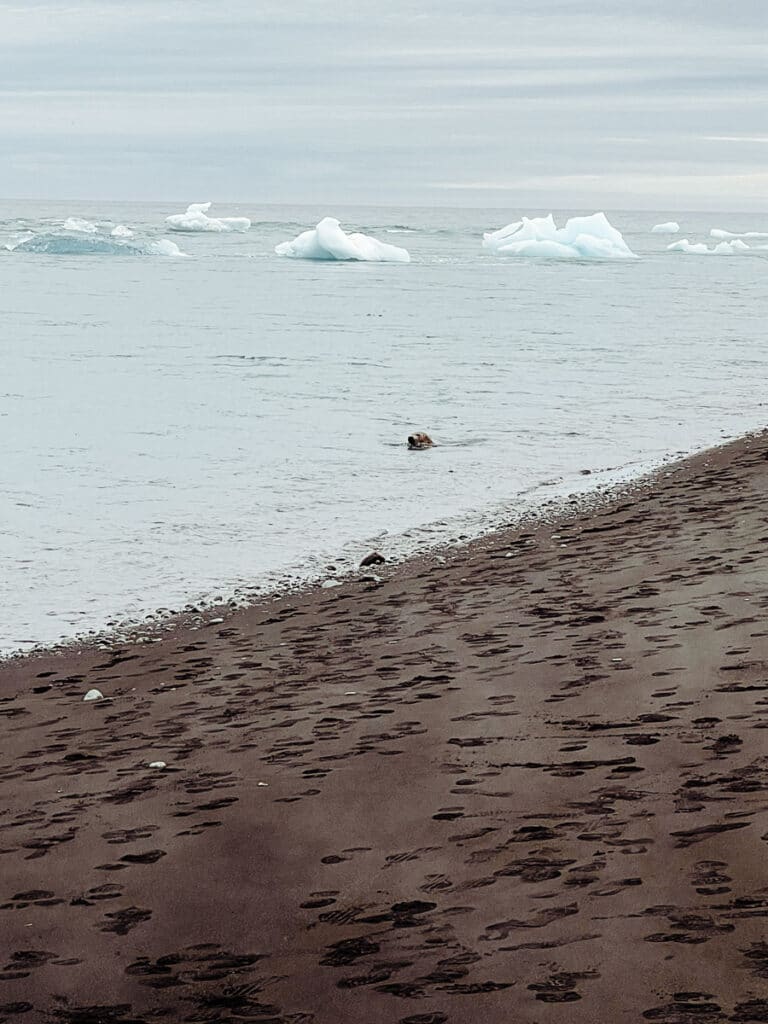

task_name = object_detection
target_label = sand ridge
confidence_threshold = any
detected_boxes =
[1,432,768,1022]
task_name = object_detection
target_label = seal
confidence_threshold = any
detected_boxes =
[407,433,434,450]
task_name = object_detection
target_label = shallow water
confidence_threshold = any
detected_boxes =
[2,201,768,654]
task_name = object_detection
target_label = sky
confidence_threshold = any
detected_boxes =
[2,0,768,208]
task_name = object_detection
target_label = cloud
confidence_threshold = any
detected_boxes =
[1,0,767,206]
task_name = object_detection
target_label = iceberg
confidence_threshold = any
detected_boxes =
[651,221,680,234]
[667,238,751,255]
[710,227,768,240]
[482,212,637,260]
[13,235,133,255]
[275,217,411,263]
[111,224,134,238]
[148,238,188,257]
[10,233,188,257]
[165,202,251,233]
[63,217,98,234]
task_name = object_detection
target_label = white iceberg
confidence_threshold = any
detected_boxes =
[482,212,637,260]
[275,217,411,263]
[651,221,680,234]
[667,238,751,255]
[63,217,98,234]
[148,238,189,258]
[83,688,103,702]
[165,202,251,233]
[710,227,768,240]
[111,224,134,238]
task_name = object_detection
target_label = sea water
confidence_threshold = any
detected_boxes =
[2,201,767,655]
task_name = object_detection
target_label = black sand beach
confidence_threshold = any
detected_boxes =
[1,431,768,1023]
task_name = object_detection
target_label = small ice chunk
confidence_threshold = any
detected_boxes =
[111,224,134,238]
[711,227,768,240]
[165,202,251,233]
[651,221,680,234]
[148,761,167,769]
[482,212,636,260]
[83,689,103,702]
[668,238,751,255]
[63,217,98,234]
[276,217,411,263]
[149,238,188,257]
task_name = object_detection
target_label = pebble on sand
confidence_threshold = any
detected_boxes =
[148,761,167,769]
[83,689,104,702]
[360,551,386,567]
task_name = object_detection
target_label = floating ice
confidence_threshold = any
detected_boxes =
[63,217,98,234]
[10,234,187,257]
[710,227,768,240]
[111,224,134,238]
[651,221,680,234]
[482,212,637,260]
[83,689,103,702]
[148,238,188,258]
[276,217,411,263]
[148,761,167,769]
[165,202,251,233]
[13,235,133,255]
[667,238,752,255]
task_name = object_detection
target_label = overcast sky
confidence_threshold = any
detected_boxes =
[2,0,768,208]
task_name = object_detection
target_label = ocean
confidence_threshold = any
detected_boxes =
[2,201,767,655]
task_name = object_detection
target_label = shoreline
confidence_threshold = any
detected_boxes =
[1,427,767,1021]
[2,431,742,666]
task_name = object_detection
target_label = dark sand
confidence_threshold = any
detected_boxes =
[2,432,768,1024]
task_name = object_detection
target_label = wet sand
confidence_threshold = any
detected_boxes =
[1,432,768,1024]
